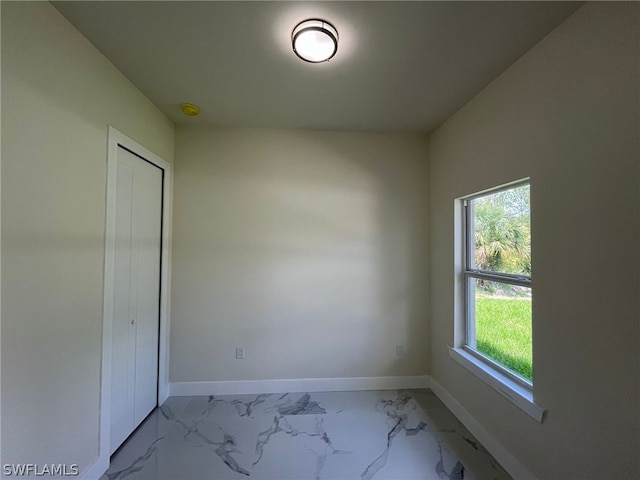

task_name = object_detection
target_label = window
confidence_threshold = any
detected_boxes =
[463,181,532,387]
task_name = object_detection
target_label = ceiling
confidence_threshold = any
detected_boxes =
[53,1,581,134]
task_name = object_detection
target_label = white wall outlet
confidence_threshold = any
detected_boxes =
[235,347,245,359]
[395,345,406,356]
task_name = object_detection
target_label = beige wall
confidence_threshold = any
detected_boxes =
[1,2,174,473]
[429,3,639,479]
[170,127,429,382]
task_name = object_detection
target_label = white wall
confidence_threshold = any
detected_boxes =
[171,127,429,383]
[429,3,639,479]
[1,2,174,474]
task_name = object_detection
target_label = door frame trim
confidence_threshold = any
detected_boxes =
[99,126,172,467]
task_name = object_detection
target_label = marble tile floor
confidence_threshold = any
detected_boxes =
[102,389,512,480]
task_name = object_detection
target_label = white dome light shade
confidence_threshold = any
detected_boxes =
[292,19,338,63]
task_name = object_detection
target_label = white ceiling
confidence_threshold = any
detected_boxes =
[53,1,581,133]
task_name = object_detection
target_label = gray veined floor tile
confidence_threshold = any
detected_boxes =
[263,392,329,416]
[250,414,356,480]
[161,396,192,418]
[105,416,263,479]
[249,411,447,480]
[434,431,511,480]
[103,389,512,480]
[179,394,279,423]
[289,390,391,415]
[103,404,185,479]
[407,389,445,409]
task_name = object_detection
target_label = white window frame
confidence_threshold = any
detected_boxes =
[450,179,545,422]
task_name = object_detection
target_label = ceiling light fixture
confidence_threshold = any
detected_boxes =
[292,19,338,63]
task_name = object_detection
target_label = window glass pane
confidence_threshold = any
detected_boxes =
[470,184,530,276]
[468,278,532,381]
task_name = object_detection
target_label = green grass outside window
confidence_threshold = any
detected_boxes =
[475,296,533,381]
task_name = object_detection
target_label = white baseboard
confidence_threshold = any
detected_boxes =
[170,375,431,397]
[80,454,109,480]
[429,377,536,480]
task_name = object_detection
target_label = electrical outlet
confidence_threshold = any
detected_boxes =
[395,345,406,356]
[235,347,245,359]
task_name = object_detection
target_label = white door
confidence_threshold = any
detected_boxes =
[110,146,163,454]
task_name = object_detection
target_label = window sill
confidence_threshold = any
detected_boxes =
[448,346,545,423]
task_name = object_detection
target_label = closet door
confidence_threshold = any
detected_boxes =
[110,146,163,454]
